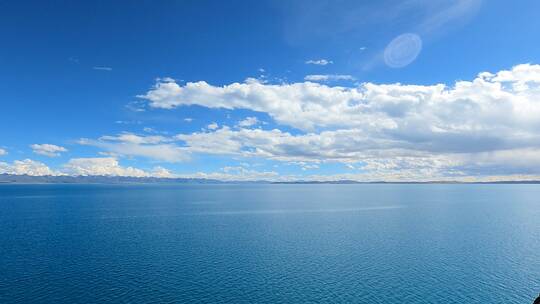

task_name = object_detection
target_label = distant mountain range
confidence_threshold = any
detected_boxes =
[273,180,540,184]
[0,174,224,184]
[1,174,540,184]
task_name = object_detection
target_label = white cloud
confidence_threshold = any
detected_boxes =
[93,66,112,71]
[207,122,219,130]
[237,116,259,127]
[174,127,456,165]
[2,156,540,182]
[139,78,369,130]
[125,101,146,112]
[289,162,320,171]
[115,120,142,125]
[0,159,60,176]
[304,74,356,82]
[31,144,67,157]
[0,157,174,178]
[0,148,6,156]
[151,166,175,178]
[60,63,540,180]
[305,59,333,65]
[78,125,540,180]
[178,166,279,181]
[99,133,169,145]
[139,64,540,143]
[78,134,188,163]
[63,157,174,177]
[184,118,194,122]
[142,64,540,177]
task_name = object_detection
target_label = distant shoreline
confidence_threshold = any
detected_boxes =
[1,174,540,185]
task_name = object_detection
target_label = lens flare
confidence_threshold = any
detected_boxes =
[384,33,423,68]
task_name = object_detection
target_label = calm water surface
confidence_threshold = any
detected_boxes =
[1,184,539,303]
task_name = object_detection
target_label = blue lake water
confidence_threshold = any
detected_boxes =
[1,184,539,303]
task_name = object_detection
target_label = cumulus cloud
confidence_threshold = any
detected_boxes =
[126,64,540,179]
[31,144,67,157]
[237,116,259,127]
[139,78,368,130]
[207,122,219,130]
[0,157,174,178]
[63,157,173,177]
[150,166,175,178]
[0,159,60,176]
[305,59,333,65]
[139,64,540,144]
[304,74,356,82]
[0,148,7,156]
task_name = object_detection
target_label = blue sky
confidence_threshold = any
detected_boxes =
[2,0,540,181]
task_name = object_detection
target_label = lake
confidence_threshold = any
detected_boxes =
[1,184,539,303]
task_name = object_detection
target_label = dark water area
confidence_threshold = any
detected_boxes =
[1,184,539,303]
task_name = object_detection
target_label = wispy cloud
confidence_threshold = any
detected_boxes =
[305,59,333,65]
[92,66,113,71]
[282,0,481,42]
[125,100,146,112]
[304,74,356,82]
[115,120,142,125]
[78,134,188,163]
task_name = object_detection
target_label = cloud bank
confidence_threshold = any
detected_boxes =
[6,64,540,182]
[0,159,59,176]
[0,157,173,178]
[140,64,540,144]
[63,158,172,177]
[133,64,540,179]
